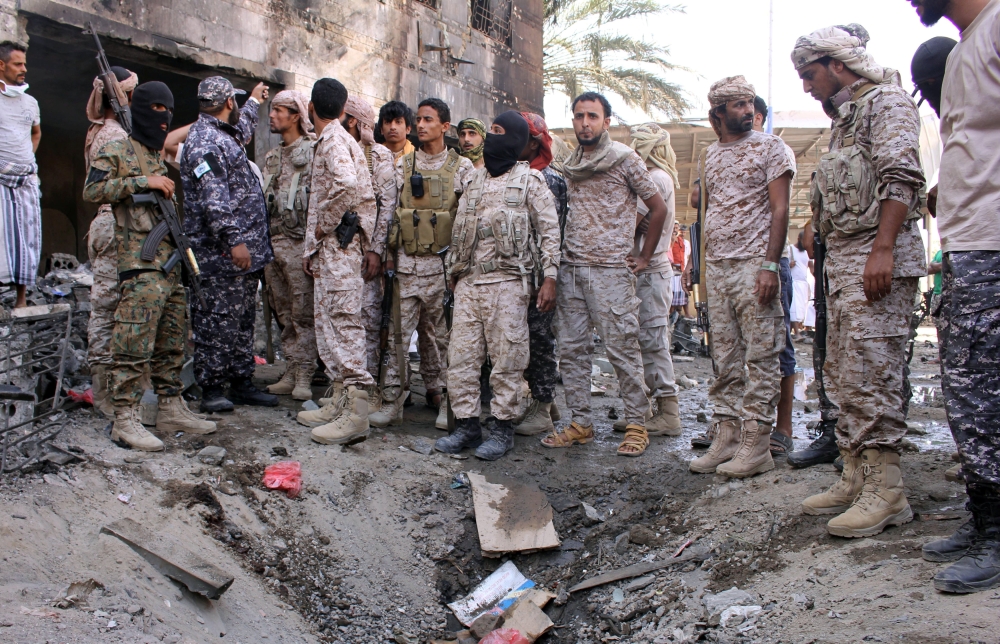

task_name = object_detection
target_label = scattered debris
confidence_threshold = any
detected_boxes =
[581,502,605,525]
[301,399,319,411]
[271,446,288,457]
[20,606,60,618]
[262,461,302,498]
[197,446,227,466]
[51,578,103,609]
[451,472,471,489]
[406,438,434,456]
[479,629,531,644]
[568,551,697,593]
[117,492,132,504]
[447,561,534,627]
[469,473,559,556]
[501,597,552,640]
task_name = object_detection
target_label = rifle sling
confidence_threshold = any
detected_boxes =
[391,267,408,391]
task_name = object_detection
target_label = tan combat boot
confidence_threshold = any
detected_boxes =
[369,387,408,427]
[267,362,297,395]
[827,448,913,538]
[156,395,217,434]
[312,385,370,445]
[514,399,555,436]
[318,382,344,407]
[297,384,346,427]
[366,384,383,415]
[435,392,451,430]
[291,363,314,401]
[716,420,775,478]
[91,365,115,419]
[647,395,682,437]
[801,450,863,515]
[112,406,164,451]
[689,418,741,473]
[614,406,652,432]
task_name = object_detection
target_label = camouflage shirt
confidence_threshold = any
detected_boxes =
[180,98,274,276]
[702,130,795,261]
[367,142,398,259]
[304,119,378,258]
[816,78,926,295]
[563,151,659,267]
[86,118,129,279]
[262,134,316,240]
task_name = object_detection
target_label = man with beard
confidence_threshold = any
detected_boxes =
[181,77,276,413]
[457,118,486,169]
[294,78,378,445]
[260,90,317,402]
[84,64,138,419]
[791,24,925,536]
[84,81,216,450]
[908,0,1000,594]
[435,111,560,460]
[688,76,793,479]
[541,91,667,457]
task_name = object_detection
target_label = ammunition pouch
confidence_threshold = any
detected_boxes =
[389,149,461,255]
[263,138,313,239]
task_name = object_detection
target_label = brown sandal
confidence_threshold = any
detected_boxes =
[617,424,649,457]
[541,421,594,448]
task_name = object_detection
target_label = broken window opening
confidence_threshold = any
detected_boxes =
[414,0,439,8]
[472,0,513,48]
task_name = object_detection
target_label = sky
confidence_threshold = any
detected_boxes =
[542,0,959,128]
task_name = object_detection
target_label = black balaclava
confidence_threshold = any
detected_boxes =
[911,36,957,117]
[484,110,530,178]
[131,81,174,151]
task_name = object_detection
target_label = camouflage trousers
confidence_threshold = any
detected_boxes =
[362,275,383,379]
[637,270,679,399]
[707,259,784,424]
[191,270,260,389]
[264,236,317,370]
[86,210,119,366]
[312,242,373,387]
[449,279,529,420]
[939,251,1000,493]
[382,271,449,391]
[109,237,186,407]
[558,265,650,425]
[826,277,918,455]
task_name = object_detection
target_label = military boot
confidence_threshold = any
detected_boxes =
[297,385,346,427]
[434,417,484,454]
[691,421,717,449]
[267,363,297,395]
[318,382,344,407]
[156,395,217,434]
[229,377,279,407]
[369,387,408,427]
[435,392,451,430]
[91,365,115,418]
[550,403,562,422]
[689,418,740,473]
[716,420,775,478]
[200,386,234,413]
[827,448,913,538]
[111,406,164,451]
[801,451,863,515]
[933,501,1000,594]
[366,384,383,416]
[923,518,978,562]
[292,363,314,401]
[647,395,682,437]
[787,418,839,468]
[514,400,555,436]
[476,419,515,461]
[614,406,652,432]
[311,385,369,445]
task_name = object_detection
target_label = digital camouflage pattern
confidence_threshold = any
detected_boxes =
[563,152,659,267]
[637,270,679,398]
[361,142,399,378]
[449,279,529,420]
[558,265,649,425]
[191,271,260,388]
[701,130,795,261]
[825,278,918,454]
[707,258,784,424]
[180,98,274,276]
[262,134,315,239]
[264,237,316,371]
[938,251,1000,493]
[525,301,558,403]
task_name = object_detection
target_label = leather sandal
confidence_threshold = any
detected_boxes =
[769,432,794,457]
[617,424,649,457]
[541,421,594,448]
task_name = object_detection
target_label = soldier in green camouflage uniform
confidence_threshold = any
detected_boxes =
[84,81,215,451]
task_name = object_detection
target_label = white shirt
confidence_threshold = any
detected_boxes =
[0,82,39,165]
[635,167,675,274]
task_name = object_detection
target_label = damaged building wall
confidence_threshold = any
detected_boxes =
[0,0,543,264]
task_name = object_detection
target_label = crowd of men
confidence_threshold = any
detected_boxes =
[0,0,996,598]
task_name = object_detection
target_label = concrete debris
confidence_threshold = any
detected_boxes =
[52,578,103,609]
[703,587,754,615]
[614,531,629,555]
[470,612,504,638]
[301,399,319,411]
[624,575,656,592]
[581,502,605,525]
[720,605,761,627]
[406,438,434,456]
[197,446,227,466]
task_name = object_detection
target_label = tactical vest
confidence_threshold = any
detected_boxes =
[389,149,461,256]
[263,136,314,239]
[448,163,540,293]
[814,83,923,240]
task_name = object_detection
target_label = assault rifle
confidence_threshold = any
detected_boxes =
[689,174,711,357]
[811,238,837,423]
[87,25,208,309]
[378,269,406,388]
[438,246,454,331]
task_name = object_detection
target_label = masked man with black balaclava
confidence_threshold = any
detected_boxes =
[434,111,561,461]
[84,81,217,452]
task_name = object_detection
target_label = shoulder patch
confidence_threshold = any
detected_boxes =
[86,167,109,185]
[193,160,212,179]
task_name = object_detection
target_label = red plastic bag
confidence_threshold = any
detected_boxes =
[67,388,94,405]
[254,355,268,365]
[263,461,302,498]
[479,629,530,644]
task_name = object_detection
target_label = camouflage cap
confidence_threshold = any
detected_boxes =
[197,76,246,109]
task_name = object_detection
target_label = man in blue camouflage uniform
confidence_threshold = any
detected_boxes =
[180,76,276,412]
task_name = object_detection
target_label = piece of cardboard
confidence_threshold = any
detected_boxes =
[503,598,554,641]
[468,473,560,557]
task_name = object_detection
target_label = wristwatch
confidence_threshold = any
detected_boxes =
[760,261,779,274]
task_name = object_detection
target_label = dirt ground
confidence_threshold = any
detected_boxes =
[1,325,997,644]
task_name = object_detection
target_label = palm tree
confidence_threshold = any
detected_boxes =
[544,0,690,121]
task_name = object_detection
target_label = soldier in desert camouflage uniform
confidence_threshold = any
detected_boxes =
[792,24,926,538]
[84,81,216,451]
[261,90,317,402]
[434,111,561,461]
[688,76,794,480]
[294,78,377,445]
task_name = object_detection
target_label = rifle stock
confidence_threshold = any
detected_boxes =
[85,23,132,135]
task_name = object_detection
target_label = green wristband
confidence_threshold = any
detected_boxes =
[760,261,779,274]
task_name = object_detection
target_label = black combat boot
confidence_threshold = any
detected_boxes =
[200,386,234,413]
[229,377,279,407]
[923,517,978,562]
[787,418,839,468]
[434,417,483,454]
[691,423,716,449]
[933,498,1000,594]
[475,419,515,461]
